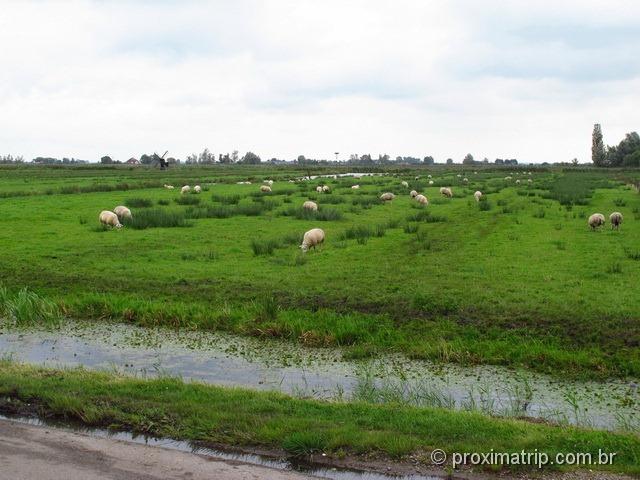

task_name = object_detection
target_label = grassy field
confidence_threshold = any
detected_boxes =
[1,165,639,378]
[1,361,638,475]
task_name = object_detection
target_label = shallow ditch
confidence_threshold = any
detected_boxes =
[0,320,637,432]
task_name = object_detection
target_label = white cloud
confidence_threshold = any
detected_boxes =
[0,0,639,163]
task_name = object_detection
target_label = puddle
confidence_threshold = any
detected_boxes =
[0,321,637,432]
[0,414,438,480]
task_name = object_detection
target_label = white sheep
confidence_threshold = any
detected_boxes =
[316,186,323,193]
[463,178,468,183]
[194,185,202,193]
[415,194,428,205]
[163,184,174,190]
[456,174,462,178]
[303,200,318,211]
[300,228,325,252]
[504,176,512,181]
[99,210,122,229]
[610,212,623,230]
[260,185,272,193]
[322,185,330,192]
[427,174,432,179]
[515,179,521,185]
[428,180,434,185]
[474,191,483,202]
[264,180,274,186]
[351,185,360,189]
[380,192,395,201]
[440,187,453,198]
[527,179,533,184]
[414,176,420,180]
[410,190,418,198]
[113,205,132,220]
[401,181,409,188]
[181,185,191,194]
[588,213,606,230]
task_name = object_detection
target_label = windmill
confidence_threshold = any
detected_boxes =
[153,150,169,170]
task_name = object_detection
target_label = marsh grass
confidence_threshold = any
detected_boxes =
[251,238,280,256]
[157,199,170,206]
[125,197,154,208]
[406,210,447,223]
[279,206,343,221]
[122,209,191,229]
[212,194,242,204]
[0,285,61,327]
[175,196,201,205]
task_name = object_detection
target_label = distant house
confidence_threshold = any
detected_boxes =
[126,157,140,165]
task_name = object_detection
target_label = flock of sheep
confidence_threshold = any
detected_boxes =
[99,173,626,249]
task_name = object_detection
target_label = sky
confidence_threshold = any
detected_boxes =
[0,0,639,164]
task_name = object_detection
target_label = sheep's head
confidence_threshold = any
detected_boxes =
[300,243,309,252]
[115,223,123,229]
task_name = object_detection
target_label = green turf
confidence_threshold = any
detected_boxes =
[1,165,639,378]
[0,361,638,474]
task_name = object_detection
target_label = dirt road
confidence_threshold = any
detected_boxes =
[0,419,317,480]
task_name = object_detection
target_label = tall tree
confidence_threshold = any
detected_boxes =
[592,124,606,166]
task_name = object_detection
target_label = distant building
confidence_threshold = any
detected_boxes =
[126,158,140,165]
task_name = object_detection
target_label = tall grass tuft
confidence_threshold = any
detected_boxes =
[406,210,447,223]
[123,209,191,229]
[175,196,201,205]
[0,285,62,327]
[212,194,242,204]
[125,197,154,208]
[251,238,280,256]
[279,206,343,221]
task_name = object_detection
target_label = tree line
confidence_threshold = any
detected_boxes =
[592,125,640,167]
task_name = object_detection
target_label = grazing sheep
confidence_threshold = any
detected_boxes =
[303,200,318,211]
[610,212,623,230]
[474,191,483,202]
[264,180,274,186]
[463,178,468,183]
[194,185,202,193]
[410,190,418,198]
[351,185,360,189]
[380,192,395,201]
[401,181,409,188]
[427,174,432,179]
[527,179,533,184]
[456,174,462,178]
[164,184,174,190]
[415,194,428,205]
[588,213,606,230]
[414,176,420,180]
[300,228,325,252]
[439,187,453,198]
[113,205,132,220]
[181,185,191,194]
[99,210,122,229]
[504,176,512,181]
[473,171,478,175]
[260,185,272,193]
[322,185,330,192]
[316,186,323,193]
[515,179,521,185]
[428,180,434,185]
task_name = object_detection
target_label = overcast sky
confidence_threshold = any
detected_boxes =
[1,1,639,163]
